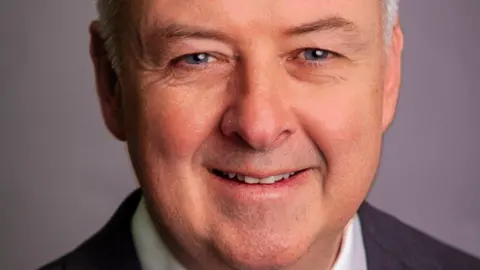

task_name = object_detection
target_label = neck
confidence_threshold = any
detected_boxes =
[279,231,344,270]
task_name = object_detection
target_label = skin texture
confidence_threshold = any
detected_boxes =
[89,0,404,269]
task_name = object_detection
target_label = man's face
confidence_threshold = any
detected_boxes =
[92,0,402,268]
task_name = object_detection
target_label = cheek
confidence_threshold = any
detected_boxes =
[122,81,230,232]
[298,88,381,154]
[122,87,221,237]
[295,83,383,199]
[128,85,225,160]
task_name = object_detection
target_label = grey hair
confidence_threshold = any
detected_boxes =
[384,0,400,42]
[96,0,400,73]
[96,0,123,73]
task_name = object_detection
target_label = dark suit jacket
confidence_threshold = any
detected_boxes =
[40,189,480,270]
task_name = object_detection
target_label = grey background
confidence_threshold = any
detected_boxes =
[0,0,479,269]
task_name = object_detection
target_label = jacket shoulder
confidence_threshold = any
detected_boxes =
[37,252,93,270]
[359,202,480,269]
[38,257,66,270]
[37,189,143,270]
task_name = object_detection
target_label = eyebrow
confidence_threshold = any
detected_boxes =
[283,16,359,36]
[141,21,235,47]
[141,16,360,46]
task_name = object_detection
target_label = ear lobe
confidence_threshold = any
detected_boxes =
[382,19,404,132]
[89,21,127,141]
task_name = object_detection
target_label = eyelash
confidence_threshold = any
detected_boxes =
[171,48,339,71]
[292,48,339,68]
[171,53,220,71]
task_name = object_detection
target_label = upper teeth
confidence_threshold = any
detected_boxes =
[220,171,296,184]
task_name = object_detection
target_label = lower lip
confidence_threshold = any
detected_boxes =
[209,169,311,200]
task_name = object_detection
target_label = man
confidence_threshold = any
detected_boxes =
[40,0,480,269]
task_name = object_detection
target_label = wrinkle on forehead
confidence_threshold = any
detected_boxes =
[119,0,383,68]
[131,0,382,32]
[110,0,385,48]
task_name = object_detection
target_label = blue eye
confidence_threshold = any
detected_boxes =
[181,53,212,65]
[302,48,330,61]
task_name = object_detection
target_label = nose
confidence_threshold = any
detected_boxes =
[221,61,295,151]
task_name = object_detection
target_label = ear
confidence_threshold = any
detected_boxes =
[89,21,126,141]
[382,18,404,132]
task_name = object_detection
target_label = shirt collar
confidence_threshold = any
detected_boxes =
[132,196,367,270]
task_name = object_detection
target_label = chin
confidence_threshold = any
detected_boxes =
[227,245,310,270]
[221,245,305,270]
[210,223,317,270]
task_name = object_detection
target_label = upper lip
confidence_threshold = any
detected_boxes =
[211,168,307,178]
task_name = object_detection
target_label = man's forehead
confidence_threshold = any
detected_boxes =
[132,0,383,33]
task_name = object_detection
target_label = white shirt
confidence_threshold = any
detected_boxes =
[132,197,367,270]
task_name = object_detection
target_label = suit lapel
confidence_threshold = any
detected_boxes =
[358,202,443,270]
[80,189,143,270]
[358,202,410,270]
[361,233,409,270]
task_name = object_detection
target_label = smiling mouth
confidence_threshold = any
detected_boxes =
[210,169,307,185]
